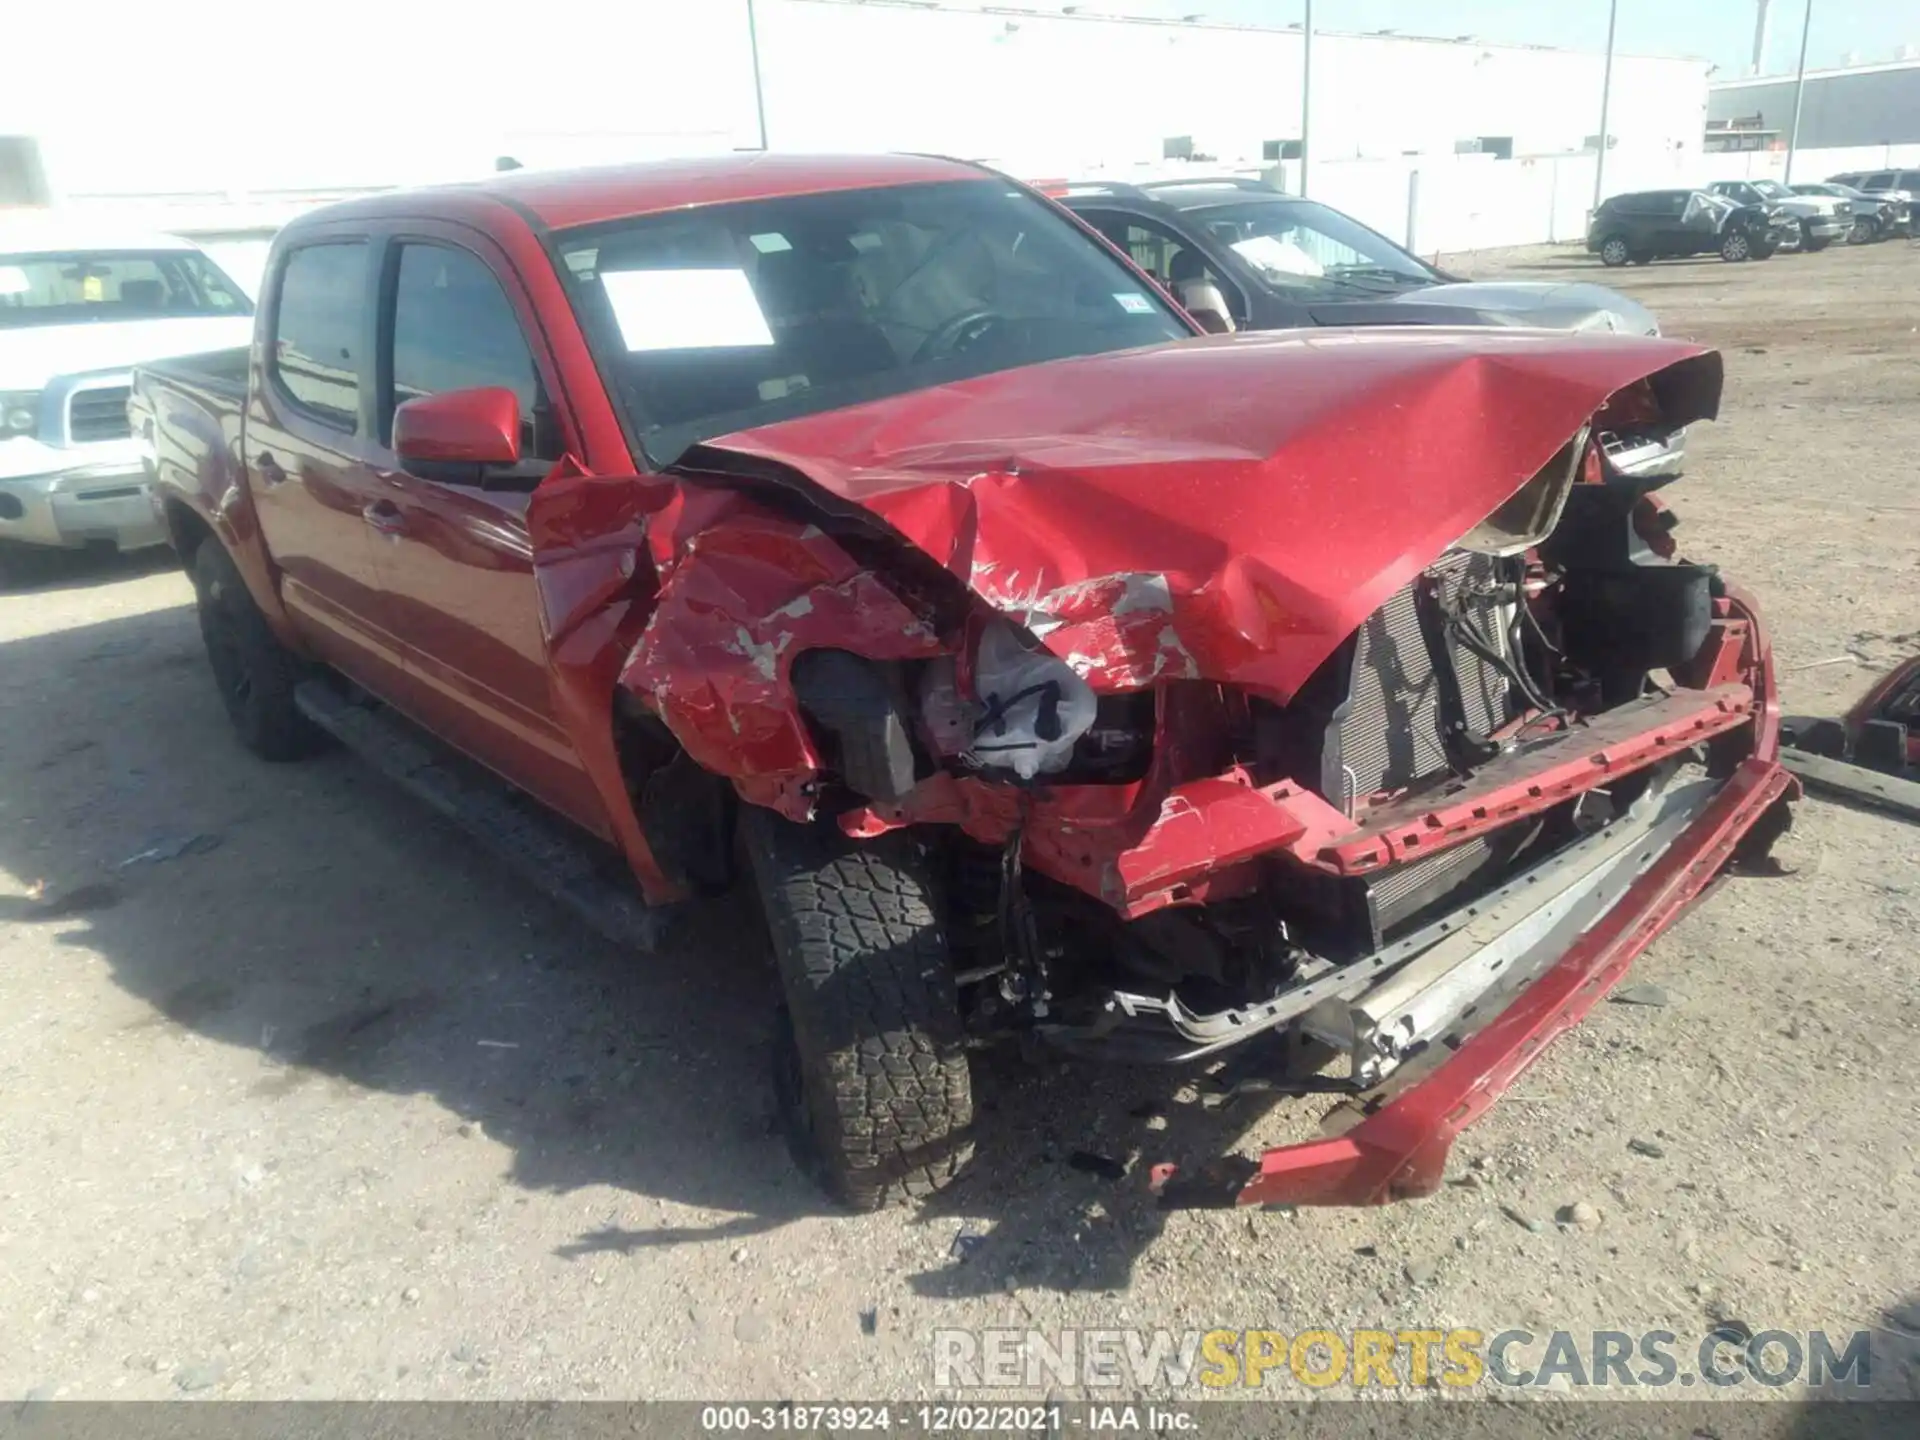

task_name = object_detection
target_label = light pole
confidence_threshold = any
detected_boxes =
[1300,0,1314,197]
[1591,0,1619,211]
[1784,0,1813,182]
[747,0,770,150]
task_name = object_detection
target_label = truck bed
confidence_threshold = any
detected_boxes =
[131,347,253,548]
[135,345,251,402]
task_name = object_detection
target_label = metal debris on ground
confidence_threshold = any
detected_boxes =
[117,833,223,869]
[1610,983,1671,1008]
[949,1221,991,1263]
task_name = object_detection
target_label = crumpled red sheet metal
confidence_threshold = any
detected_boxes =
[525,329,1724,883]
[619,486,948,815]
[698,328,1723,701]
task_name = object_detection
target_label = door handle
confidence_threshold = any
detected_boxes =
[362,499,407,537]
[255,451,288,487]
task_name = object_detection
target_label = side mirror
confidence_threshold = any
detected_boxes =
[394,386,521,467]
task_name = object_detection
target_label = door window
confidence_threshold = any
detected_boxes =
[272,242,368,431]
[1077,210,1243,324]
[387,242,549,456]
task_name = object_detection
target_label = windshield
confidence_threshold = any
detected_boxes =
[1747,180,1793,200]
[0,250,252,329]
[556,180,1192,466]
[1181,199,1440,295]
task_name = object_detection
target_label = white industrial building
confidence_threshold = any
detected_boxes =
[2,0,1716,270]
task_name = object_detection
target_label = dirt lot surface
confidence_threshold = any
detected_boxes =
[2,242,1916,1407]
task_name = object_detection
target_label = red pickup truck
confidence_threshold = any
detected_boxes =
[132,153,1795,1212]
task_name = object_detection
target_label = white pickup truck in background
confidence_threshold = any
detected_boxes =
[0,218,253,585]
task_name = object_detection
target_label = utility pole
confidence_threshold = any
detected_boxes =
[1750,0,1773,74]
[1591,0,1619,212]
[1300,0,1314,197]
[747,0,770,150]
[1784,0,1813,182]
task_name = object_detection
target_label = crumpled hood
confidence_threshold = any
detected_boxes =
[693,326,1721,701]
[0,316,253,391]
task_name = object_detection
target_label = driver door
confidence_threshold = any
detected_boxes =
[360,226,612,836]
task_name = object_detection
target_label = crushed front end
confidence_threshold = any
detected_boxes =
[533,327,1793,1207]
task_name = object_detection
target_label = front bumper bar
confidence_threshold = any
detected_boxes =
[1152,754,1793,1208]
[0,455,163,552]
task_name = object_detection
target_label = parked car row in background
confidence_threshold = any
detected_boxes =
[1589,173,1916,269]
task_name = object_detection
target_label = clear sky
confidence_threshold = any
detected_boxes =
[1113,1,1918,75]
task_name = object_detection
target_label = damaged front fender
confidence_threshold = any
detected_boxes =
[528,458,951,839]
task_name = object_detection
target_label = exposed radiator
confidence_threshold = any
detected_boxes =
[1335,551,1513,808]
[1329,551,1518,937]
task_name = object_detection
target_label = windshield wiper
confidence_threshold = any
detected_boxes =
[1328,265,1432,288]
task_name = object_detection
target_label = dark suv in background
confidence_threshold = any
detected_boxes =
[1587,189,1797,265]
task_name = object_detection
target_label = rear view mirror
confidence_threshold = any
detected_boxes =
[394,386,522,469]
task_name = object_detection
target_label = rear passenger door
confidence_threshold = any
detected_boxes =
[247,231,409,695]
[361,226,611,835]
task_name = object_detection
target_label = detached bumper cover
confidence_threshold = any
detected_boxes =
[1153,754,1793,1209]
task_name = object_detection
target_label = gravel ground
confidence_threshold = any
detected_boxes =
[1,241,1916,1407]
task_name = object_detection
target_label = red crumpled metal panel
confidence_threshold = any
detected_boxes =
[525,329,1727,894]
[619,487,947,819]
[699,328,1723,701]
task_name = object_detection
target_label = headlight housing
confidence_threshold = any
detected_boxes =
[1,391,41,440]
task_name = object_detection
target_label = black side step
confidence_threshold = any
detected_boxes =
[1781,748,1920,825]
[294,679,664,950]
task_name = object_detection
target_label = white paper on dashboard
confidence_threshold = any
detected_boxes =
[600,268,776,351]
[1230,234,1326,277]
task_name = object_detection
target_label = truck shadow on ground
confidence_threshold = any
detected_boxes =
[0,600,1297,1296]
[0,543,176,595]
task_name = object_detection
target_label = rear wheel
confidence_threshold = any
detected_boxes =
[1598,235,1632,268]
[1720,228,1754,262]
[190,541,325,761]
[742,807,973,1210]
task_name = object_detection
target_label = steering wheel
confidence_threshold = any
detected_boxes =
[913,309,1008,364]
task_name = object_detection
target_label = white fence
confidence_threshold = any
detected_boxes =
[50,141,1920,281]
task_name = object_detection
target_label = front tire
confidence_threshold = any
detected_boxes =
[1720,228,1753,262]
[742,807,973,1210]
[1598,235,1632,268]
[190,541,324,761]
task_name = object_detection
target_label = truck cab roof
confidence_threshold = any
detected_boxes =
[291,153,995,236]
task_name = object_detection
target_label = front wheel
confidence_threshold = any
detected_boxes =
[1598,235,1632,267]
[1720,228,1754,262]
[190,540,325,761]
[742,807,973,1210]
[1848,217,1879,245]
